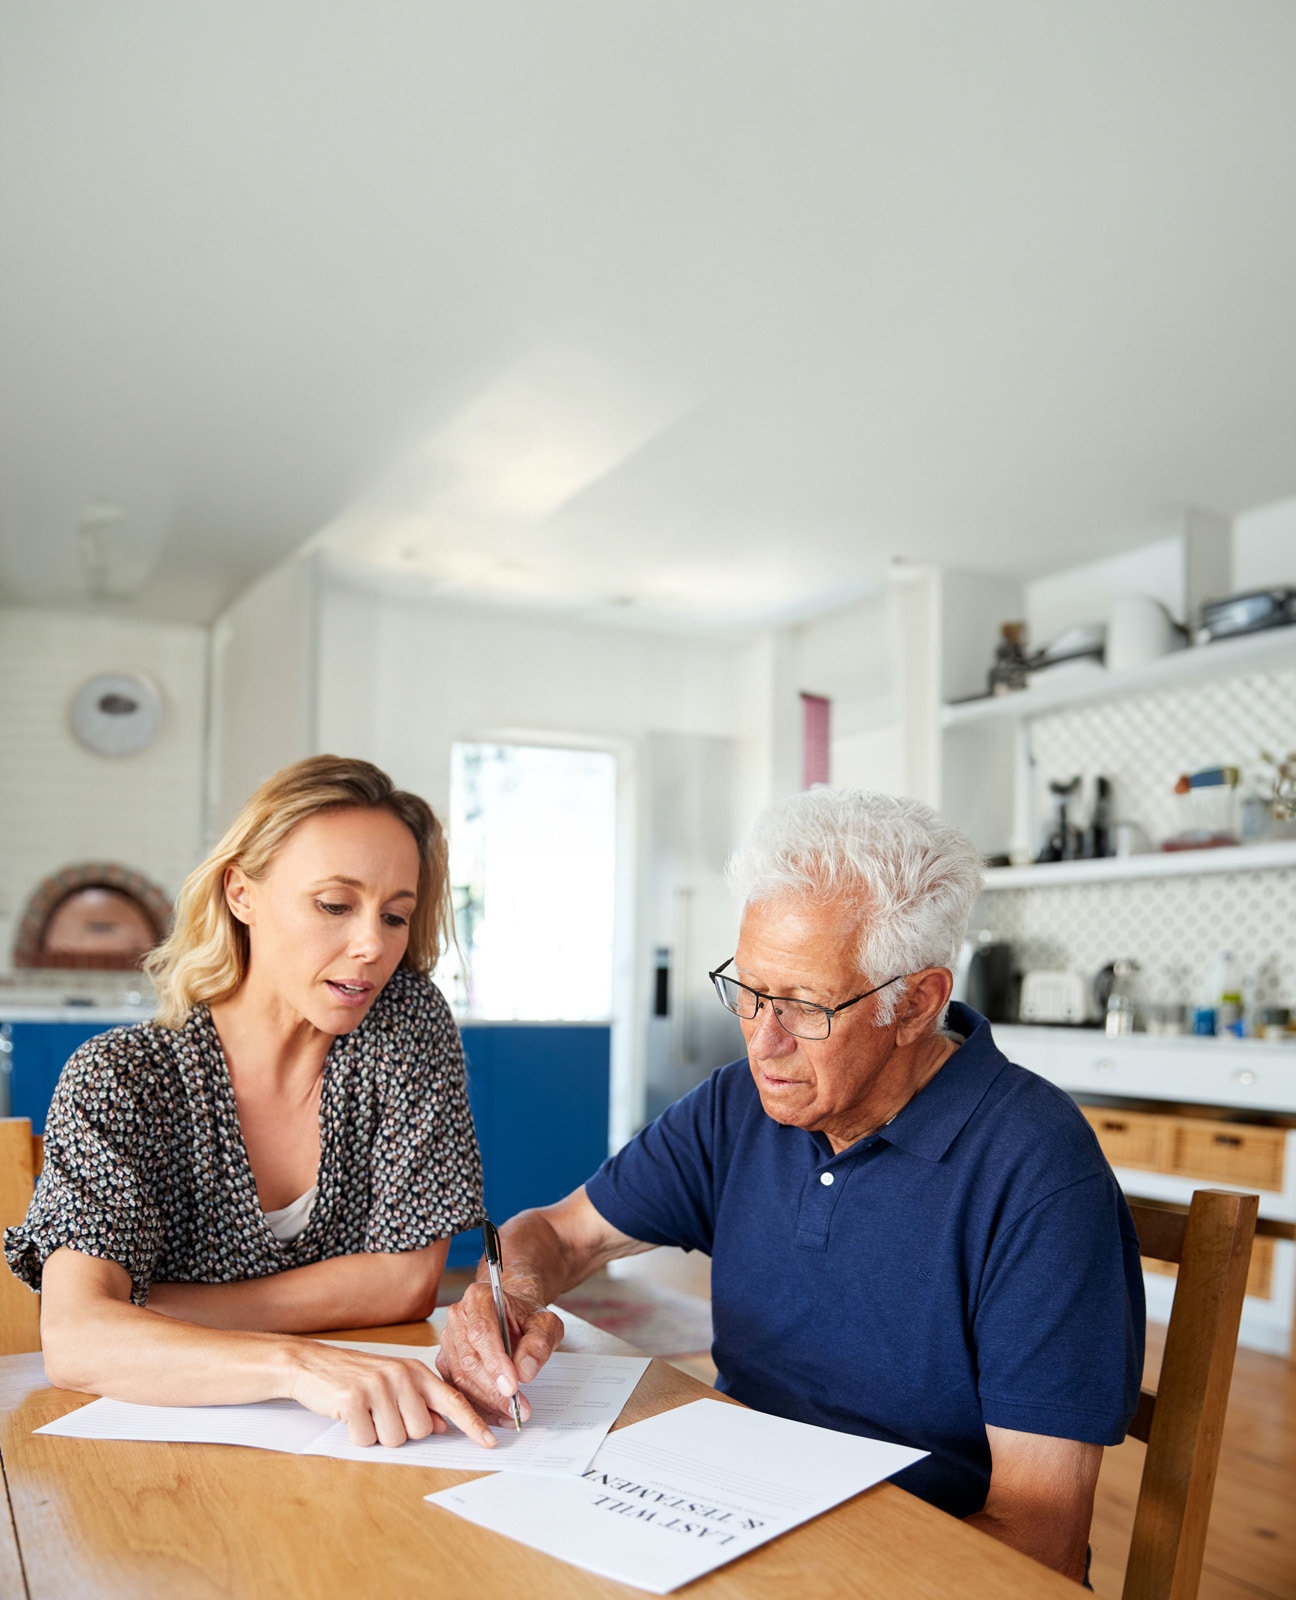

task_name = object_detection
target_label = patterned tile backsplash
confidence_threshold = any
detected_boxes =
[981,665,1296,1011]
[980,869,1296,1009]
[1026,666,1296,846]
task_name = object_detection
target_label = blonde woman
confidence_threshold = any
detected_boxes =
[5,756,499,1450]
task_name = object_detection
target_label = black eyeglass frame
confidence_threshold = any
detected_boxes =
[707,958,904,1039]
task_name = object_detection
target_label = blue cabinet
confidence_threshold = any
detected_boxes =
[449,1024,610,1267]
[3,1021,121,1133]
[1,1017,610,1272]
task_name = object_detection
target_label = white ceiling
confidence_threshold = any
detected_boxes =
[3,2,1295,628]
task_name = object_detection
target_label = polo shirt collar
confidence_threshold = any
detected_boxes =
[868,1003,1007,1164]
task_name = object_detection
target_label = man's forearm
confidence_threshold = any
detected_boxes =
[480,1209,590,1305]
[483,1200,651,1306]
[964,1505,1089,1582]
[966,1427,1101,1584]
[149,1245,448,1332]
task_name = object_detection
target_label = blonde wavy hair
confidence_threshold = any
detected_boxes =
[144,755,452,1028]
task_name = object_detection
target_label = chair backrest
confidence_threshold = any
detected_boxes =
[0,1117,43,1355]
[1122,1188,1257,1600]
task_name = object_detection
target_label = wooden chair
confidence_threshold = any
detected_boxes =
[0,1117,43,1355]
[1121,1189,1257,1600]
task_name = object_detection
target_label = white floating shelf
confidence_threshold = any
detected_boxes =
[982,839,1296,889]
[942,625,1296,727]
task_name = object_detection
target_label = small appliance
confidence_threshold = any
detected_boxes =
[1019,970,1091,1026]
[963,938,1017,1022]
[1198,588,1295,643]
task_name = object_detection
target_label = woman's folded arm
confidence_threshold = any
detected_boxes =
[146,1239,449,1332]
[37,1244,495,1447]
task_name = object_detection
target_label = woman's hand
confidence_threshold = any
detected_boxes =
[437,1280,565,1422]
[287,1340,498,1448]
[38,1249,497,1450]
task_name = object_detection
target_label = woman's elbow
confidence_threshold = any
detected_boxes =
[39,1309,99,1394]
[398,1273,440,1323]
[390,1251,444,1323]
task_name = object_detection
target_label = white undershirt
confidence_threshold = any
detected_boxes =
[262,1185,318,1243]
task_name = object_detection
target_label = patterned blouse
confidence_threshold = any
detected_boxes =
[4,967,485,1305]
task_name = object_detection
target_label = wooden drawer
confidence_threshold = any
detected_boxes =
[1081,1107,1175,1172]
[1142,1235,1275,1301]
[1169,1119,1286,1191]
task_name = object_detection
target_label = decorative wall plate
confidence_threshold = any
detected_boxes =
[70,672,163,756]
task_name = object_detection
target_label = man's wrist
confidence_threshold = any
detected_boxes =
[474,1259,547,1306]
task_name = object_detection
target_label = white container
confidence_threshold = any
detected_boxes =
[1106,595,1187,672]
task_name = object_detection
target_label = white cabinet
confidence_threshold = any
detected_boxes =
[1000,1024,1296,1121]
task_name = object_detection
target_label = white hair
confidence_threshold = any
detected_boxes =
[725,789,984,1026]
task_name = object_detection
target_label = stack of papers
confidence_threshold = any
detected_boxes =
[428,1397,927,1592]
[36,1343,649,1477]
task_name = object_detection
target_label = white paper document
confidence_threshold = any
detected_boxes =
[36,1344,649,1476]
[427,1398,927,1593]
[298,1350,650,1473]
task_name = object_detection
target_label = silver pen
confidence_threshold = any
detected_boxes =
[481,1219,523,1431]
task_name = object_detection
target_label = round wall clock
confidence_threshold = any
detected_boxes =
[70,672,163,757]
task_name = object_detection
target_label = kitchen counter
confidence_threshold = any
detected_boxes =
[997,1022,1296,1116]
[0,1004,153,1024]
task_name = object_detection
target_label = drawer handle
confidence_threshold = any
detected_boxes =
[1233,1070,1257,1086]
[1213,1134,1243,1147]
[1100,1121,1128,1133]
[1096,1059,1116,1073]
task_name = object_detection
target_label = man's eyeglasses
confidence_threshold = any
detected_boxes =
[708,958,903,1041]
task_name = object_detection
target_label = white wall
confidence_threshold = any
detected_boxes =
[1026,536,1186,642]
[315,574,742,814]
[769,588,907,801]
[1234,497,1296,591]
[777,573,1017,810]
[208,555,318,840]
[314,570,751,1143]
[0,608,207,970]
[1024,510,1244,644]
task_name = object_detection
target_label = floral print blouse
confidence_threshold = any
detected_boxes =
[4,967,484,1305]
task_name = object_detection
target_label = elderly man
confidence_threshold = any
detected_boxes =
[440,790,1144,1584]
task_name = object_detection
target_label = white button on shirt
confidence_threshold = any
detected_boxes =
[820,1171,834,1186]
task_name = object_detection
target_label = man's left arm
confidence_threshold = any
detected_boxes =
[965,1425,1102,1582]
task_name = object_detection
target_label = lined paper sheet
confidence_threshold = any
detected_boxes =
[36,1344,648,1476]
[427,1398,927,1592]
[301,1353,649,1474]
[36,1396,331,1453]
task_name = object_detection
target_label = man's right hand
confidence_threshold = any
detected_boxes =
[438,1281,565,1422]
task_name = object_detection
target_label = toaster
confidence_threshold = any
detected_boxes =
[1018,970,1092,1025]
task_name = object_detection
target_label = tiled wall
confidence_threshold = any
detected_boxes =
[0,609,207,974]
[982,869,1296,1009]
[1026,666,1296,847]
[980,664,1296,1011]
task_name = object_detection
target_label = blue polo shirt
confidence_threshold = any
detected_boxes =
[585,1004,1145,1517]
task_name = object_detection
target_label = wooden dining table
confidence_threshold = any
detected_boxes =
[0,1311,1077,1599]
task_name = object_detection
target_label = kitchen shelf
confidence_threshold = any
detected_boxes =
[942,624,1296,728]
[981,838,1296,889]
